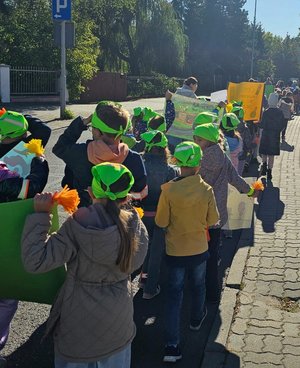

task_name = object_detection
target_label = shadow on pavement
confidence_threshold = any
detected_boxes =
[132,229,243,368]
[5,323,53,368]
[255,180,285,233]
[280,140,294,152]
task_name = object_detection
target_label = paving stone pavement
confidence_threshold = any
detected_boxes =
[225,117,300,367]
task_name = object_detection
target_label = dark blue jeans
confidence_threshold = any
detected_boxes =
[206,228,221,302]
[165,261,207,346]
[142,216,165,294]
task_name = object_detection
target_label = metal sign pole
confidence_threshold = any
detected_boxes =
[60,20,66,118]
[250,0,258,79]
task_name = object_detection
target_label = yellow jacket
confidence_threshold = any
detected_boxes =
[155,175,219,257]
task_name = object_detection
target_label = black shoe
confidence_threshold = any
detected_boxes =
[267,169,272,180]
[261,162,267,176]
[190,307,207,331]
[163,345,182,363]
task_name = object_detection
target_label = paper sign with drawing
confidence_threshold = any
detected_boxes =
[0,141,35,177]
[222,177,256,230]
[167,94,217,140]
[227,82,265,122]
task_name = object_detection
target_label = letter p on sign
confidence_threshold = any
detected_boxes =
[57,0,67,13]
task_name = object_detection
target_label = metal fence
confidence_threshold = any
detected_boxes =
[10,66,59,95]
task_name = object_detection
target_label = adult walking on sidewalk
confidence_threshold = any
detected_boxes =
[260,93,286,180]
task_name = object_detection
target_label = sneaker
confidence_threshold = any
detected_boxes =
[190,307,207,331]
[267,169,272,180]
[163,345,182,363]
[143,285,161,300]
[260,162,267,176]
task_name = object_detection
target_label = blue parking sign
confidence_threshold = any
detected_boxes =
[52,0,71,21]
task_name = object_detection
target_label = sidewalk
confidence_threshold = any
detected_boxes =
[203,116,300,367]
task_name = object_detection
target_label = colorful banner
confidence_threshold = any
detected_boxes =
[265,84,275,98]
[227,82,265,122]
[0,141,34,177]
[167,94,217,140]
[0,199,66,304]
[222,178,255,231]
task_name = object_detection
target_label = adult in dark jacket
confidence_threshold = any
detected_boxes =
[0,111,51,158]
[139,131,178,299]
[259,93,285,180]
[53,102,147,207]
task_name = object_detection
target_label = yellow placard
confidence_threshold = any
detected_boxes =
[227,82,265,122]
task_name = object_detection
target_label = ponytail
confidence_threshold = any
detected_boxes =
[105,199,137,273]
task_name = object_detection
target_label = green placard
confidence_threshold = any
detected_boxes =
[0,199,66,304]
[265,84,275,98]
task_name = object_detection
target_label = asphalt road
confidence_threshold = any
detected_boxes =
[1,99,245,367]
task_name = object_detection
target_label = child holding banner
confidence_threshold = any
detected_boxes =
[139,131,178,299]
[21,163,148,368]
[155,142,219,363]
[0,157,49,365]
[193,123,257,302]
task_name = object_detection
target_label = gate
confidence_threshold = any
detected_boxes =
[10,66,59,95]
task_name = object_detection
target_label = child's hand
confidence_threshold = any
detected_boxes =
[34,193,54,213]
[165,90,173,101]
[83,114,92,126]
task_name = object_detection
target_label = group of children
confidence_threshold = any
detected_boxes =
[0,78,289,367]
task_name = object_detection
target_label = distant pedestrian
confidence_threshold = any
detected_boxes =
[175,77,198,99]
[278,91,293,141]
[260,93,286,180]
[155,142,219,363]
[21,163,148,368]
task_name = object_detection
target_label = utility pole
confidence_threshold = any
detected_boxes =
[60,20,67,118]
[250,0,258,79]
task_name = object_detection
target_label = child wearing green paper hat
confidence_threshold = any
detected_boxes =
[193,123,258,303]
[21,162,148,368]
[155,141,219,363]
[220,113,243,174]
[233,106,253,174]
[53,101,147,207]
[130,114,168,153]
[193,111,218,129]
[138,131,178,300]
[0,110,51,158]
[132,107,157,140]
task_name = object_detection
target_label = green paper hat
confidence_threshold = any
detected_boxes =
[0,111,28,139]
[147,115,167,132]
[91,162,134,201]
[221,113,240,131]
[141,130,168,151]
[193,112,218,128]
[232,100,243,107]
[143,107,158,122]
[232,106,245,119]
[193,123,220,143]
[174,141,202,167]
[92,101,130,139]
[133,107,142,117]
